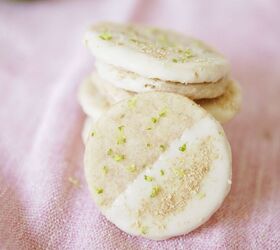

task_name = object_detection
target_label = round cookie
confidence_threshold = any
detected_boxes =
[77,76,110,119]
[92,71,133,103]
[89,73,240,123]
[84,92,232,240]
[84,22,229,83]
[96,61,229,99]
[197,80,242,123]
[82,117,94,144]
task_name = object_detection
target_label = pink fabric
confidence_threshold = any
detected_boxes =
[0,0,280,249]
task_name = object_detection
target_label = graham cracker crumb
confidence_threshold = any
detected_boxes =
[136,136,217,223]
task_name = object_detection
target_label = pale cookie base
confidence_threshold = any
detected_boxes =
[96,61,229,100]
[82,117,94,144]
[84,92,232,240]
[89,73,240,123]
[84,22,229,83]
[77,76,110,119]
[92,71,133,103]
[197,79,242,123]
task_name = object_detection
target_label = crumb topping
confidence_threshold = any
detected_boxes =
[136,136,217,226]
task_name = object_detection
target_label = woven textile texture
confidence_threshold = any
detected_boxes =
[0,0,280,249]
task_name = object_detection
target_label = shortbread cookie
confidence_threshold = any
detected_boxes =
[92,71,133,103]
[84,92,232,240]
[82,117,94,144]
[96,61,228,99]
[77,76,109,119]
[90,73,240,123]
[84,22,229,83]
[197,80,242,123]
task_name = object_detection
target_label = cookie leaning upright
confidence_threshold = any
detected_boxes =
[84,92,232,240]
[84,22,230,84]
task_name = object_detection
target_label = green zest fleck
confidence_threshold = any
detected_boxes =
[172,167,186,178]
[151,117,158,123]
[146,127,152,131]
[107,148,113,156]
[90,131,95,137]
[198,192,206,199]
[144,175,153,182]
[95,187,103,194]
[99,32,112,41]
[160,169,165,176]
[159,144,166,152]
[117,135,126,145]
[140,226,148,235]
[114,154,125,162]
[130,38,138,43]
[127,164,136,173]
[117,125,126,145]
[146,143,152,148]
[118,125,125,132]
[179,143,187,152]
[184,48,192,57]
[102,166,109,174]
[128,97,137,109]
[159,108,168,117]
[172,58,178,63]
[150,186,160,198]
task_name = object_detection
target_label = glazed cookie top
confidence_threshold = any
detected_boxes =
[84,92,232,240]
[84,22,230,83]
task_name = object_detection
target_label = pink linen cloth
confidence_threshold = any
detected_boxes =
[0,0,280,249]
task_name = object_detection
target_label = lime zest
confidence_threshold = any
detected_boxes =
[127,164,136,173]
[117,136,126,145]
[99,32,112,41]
[179,143,187,152]
[159,108,168,117]
[102,166,109,175]
[95,187,103,194]
[172,167,186,178]
[107,148,113,156]
[114,154,125,162]
[151,117,158,123]
[140,226,148,235]
[128,97,137,109]
[144,175,153,182]
[150,186,160,198]
[159,144,166,152]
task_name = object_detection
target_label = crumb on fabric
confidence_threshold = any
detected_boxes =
[68,177,81,188]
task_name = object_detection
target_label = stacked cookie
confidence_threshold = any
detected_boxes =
[78,22,240,240]
[79,22,241,143]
